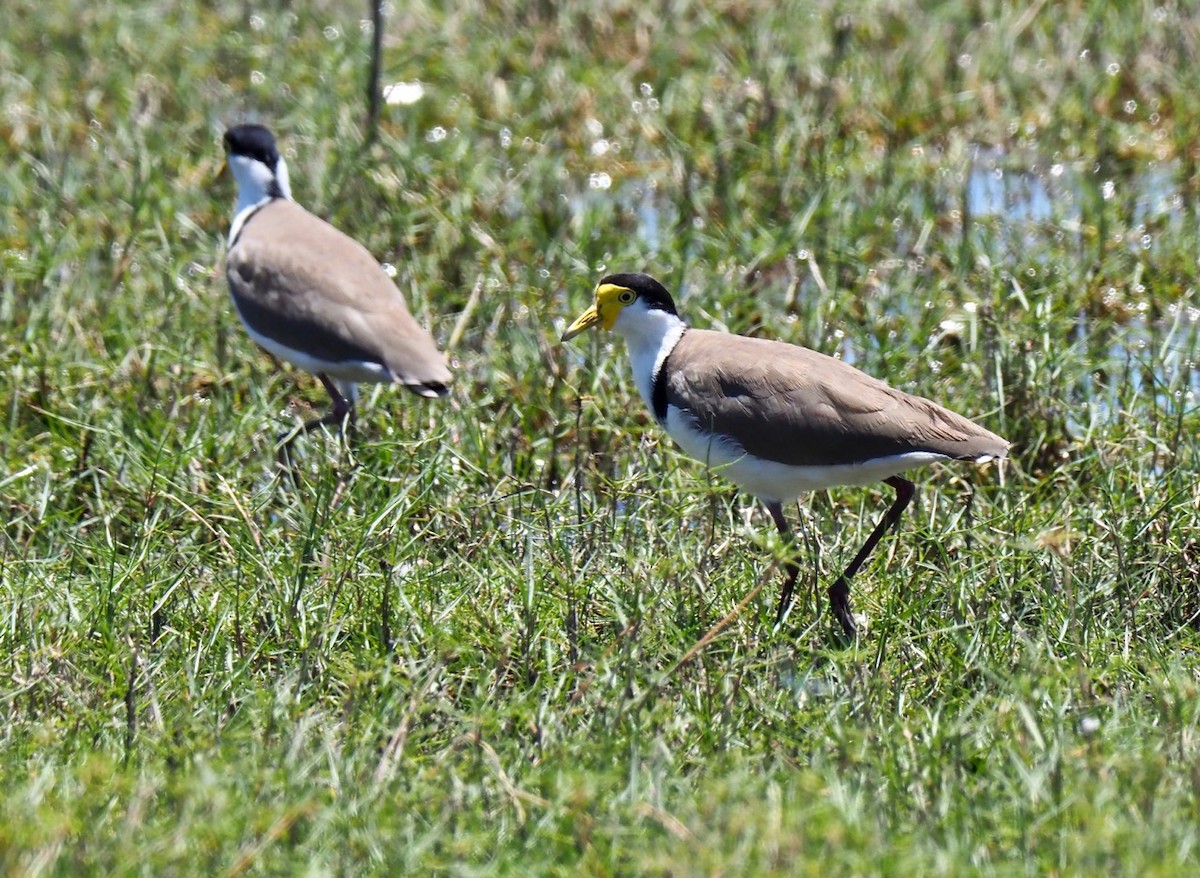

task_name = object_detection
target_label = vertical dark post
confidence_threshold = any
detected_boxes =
[568,396,583,668]
[960,147,974,276]
[366,0,385,143]
[815,10,851,287]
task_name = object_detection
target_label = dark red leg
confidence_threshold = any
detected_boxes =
[767,501,801,626]
[826,476,915,638]
[276,374,356,470]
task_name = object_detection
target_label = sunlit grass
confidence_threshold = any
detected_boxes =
[1,0,1199,873]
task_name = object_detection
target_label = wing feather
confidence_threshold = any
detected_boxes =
[226,200,451,390]
[664,330,1006,467]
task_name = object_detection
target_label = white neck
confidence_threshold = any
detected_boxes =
[612,301,688,413]
[227,153,292,243]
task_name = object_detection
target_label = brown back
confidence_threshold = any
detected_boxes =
[664,329,1008,467]
[226,200,451,391]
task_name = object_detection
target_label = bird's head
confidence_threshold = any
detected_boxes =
[221,123,292,204]
[561,273,678,341]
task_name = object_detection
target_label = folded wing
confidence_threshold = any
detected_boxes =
[664,330,1007,467]
[226,200,451,396]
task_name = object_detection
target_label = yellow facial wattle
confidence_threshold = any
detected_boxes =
[561,283,633,341]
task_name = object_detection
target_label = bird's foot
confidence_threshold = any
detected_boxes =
[828,577,859,642]
[275,431,304,488]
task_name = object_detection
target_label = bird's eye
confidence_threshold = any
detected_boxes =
[617,289,636,304]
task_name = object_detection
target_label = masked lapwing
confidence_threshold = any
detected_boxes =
[221,123,451,467]
[562,273,1008,639]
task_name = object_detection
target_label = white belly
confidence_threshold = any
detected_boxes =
[665,406,947,502]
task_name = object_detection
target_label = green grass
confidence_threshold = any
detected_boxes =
[3,0,1200,873]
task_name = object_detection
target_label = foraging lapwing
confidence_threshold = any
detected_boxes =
[561,273,1008,638]
[221,123,451,467]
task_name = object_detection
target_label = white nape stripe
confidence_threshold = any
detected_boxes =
[226,152,294,245]
[228,154,282,212]
[228,200,269,247]
[271,154,293,201]
[664,405,948,502]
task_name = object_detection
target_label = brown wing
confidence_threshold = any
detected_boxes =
[664,330,1007,467]
[226,200,451,392]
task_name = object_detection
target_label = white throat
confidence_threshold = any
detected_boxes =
[611,301,687,414]
[228,153,293,244]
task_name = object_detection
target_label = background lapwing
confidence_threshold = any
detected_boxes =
[562,272,1009,639]
[221,123,451,468]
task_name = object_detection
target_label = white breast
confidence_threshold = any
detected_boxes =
[612,301,687,410]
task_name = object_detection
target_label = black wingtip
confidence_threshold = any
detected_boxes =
[407,381,450,399]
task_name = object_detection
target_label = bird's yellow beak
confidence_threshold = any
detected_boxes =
[215,159,230,184]
[561,283,627,341]
[561,303,602,341]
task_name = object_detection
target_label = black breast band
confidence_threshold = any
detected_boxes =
[650,351,671,423]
